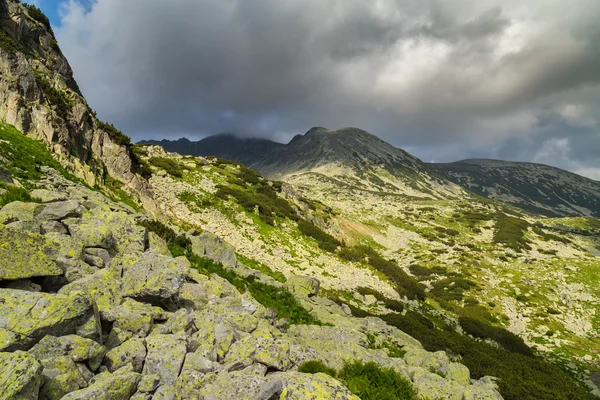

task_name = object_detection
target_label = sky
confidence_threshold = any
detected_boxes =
[35,0,600,180]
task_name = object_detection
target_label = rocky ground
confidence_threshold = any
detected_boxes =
[0,161,503,398]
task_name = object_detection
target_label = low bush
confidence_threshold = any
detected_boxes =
[459,316,532,356]
[0,184,41,207]
[297,218,342,252]
[23,3,52,32]
[430,277,476,302]
[148,157,183,178]
[136,219,191,257]
[97,120,131,146]
[493,213,531,252]
[34,70,72,120]
[298,360,337,377]
[338,361,417,400]
[356,286,404,312]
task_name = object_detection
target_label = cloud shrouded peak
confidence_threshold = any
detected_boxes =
[55,0,600,179]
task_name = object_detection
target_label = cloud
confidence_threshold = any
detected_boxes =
[55,0,600,179]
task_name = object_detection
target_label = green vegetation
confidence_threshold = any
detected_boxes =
[97,120,131,146]
[130,145,153,179]
[0,183,41,207]
[237,253,286,283]
[493,213,531,252]
[297,218,342,252]
[136,219,191,257]
[148,157,183,178]
[33,70,72,120]
[23,3,52,32]
[0,29,19,53]
[409,264,447,278]
[459,316,532,356]
[430,277,476,302]
[215,168,298,225]
[356,286,404,312]
[339,245,425,300]
[0,123,75,184]
[104,175,139,211]
[379,312,593,400]
[297,360,337,377]
[338,361,417,400]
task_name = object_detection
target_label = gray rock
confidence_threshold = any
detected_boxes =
[29,334,105,371]
[286,275,320,297]
[59,366,141,400]
[39,356,88,400]
[0,350,43,400]
[103,338,146,373]
[5,279,42,292]
[29,189,68,203]
[187,230,237,267]
[142,334,186,386]
[37,201,84,221]
[137,374,161,393]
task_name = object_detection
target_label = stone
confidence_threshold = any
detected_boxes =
[276,371,360,400]
[29,334,106,371]
[0,351,43,400]
[0,289,97,350]
[84,248,112,268]
[29,189,68,203]
[197,370,282,400]
[142,334,186,386]
[103,338,147,373]
[0,224,63,280]
[121,253,189,308]
[183,353,215,374]
[137,374,161,393]
[447,362,470,386]
[41,220,69,234]
[59,269,121,312]
[147,232,171,256]
[226,327,291,371]
[59,366,141,400]
[411,367,464,400]
[39,356,88,400]
[286,275,320,297]
[187,230,237,267]
[5,279,42,292]
[0,201,43,222]
[36,201,84,221]
[363,294,378,305]
[151,385,180,400]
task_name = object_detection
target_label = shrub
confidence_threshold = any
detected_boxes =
[297,218,342,253]
[137,219,191,257]
[0,184,41,207]
[338,361,417,400]
[34,70,72,120]
[148,157,182,178]
[237,253,286,283]
[356,286,404,312]
[97,120,131,146]
[298,361,337,377]
[0,29,19,54]
[430,277,476,302]
[493,213,531,252]
[23,3,52,32]
[459,316,532,356]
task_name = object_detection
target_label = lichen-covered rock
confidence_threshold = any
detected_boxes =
[447,362,470,386]
[151,385,180,400]
[39,356,88,400]
[29,335,105,371]
[101,298,165,338]
[36,200,84,221]
[29,189,68,203]
[0,289,97,350]
[411,367,465,400]
[103,338,147,373]
[187,230,237,267]
[0,201,43,222]
[137,374,160,393]
[197,370,282,400]
[0,224,63,280]
[142,334,186,386]
[58,269,121,312]
[59,366,141,400]
[286,275,320,297]
[121,253,189,308]
[147,232,171,256]
[226,327,291,371]
[276,371,361,400]
[463,377,503,400]
[0,350,43,400]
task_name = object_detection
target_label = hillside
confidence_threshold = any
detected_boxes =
[432,159,600,218]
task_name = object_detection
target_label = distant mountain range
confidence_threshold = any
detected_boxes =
[140,130,600,218]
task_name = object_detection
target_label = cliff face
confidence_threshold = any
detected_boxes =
[0,0,154,210]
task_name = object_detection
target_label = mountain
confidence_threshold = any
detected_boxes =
[140,134,284,167]
[431,159,600,218]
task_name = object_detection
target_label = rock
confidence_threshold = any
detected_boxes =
[276,371,360,400]
[60,366,141,400]
[447,362,470,386]
[0,351,43,400]
[363,294,378,305]
[121,252,189,308]
[5,279,42,292]
[286,275,320,297]
[142,334,186,386]
[411,367,464,400]
[59,269,121,312]
[29,335,106,371]
[84,248,112,268]
[214,322,239,361]
[0,201,43,222]
[0,289,98,350]
[147,232,171,256]
[39,356,88,400]
[101,300,157,338]
[103,338,146,373]
[226,327,291,371]
[197,370,282,400]
[183,353,215,374]
[151,385,179,400]
[29,189,68,203]
[463,385,504,400]
[0,225,63,280]
[137,374,161,393]
[36,201,84,221]
[187,230,237,267]
[41,220,69,235]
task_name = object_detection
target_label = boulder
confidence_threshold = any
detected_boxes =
[0,351,43,399]
[187,230,237,267]
[29,335,105,371]
[0,201,43,222]
[411,367,464,400]
[36,201,84,221]
[121,253,189,308]
[39,356,88,400]
[197,370,282,400]
[142,334,186,386]
[0,289,98,350]
[286,275,320,297]
[103,338,147,373]
[59,366,141,400]
[0,224,63,280]
[29,189,68,203]
[276,371,361,400]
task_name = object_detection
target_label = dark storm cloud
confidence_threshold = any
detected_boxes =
[56,0,600,179]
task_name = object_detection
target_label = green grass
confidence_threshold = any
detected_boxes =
[338,361,416,400]
[298,360,337,377]
[0,183,41,207]
[297,218,342,253]
[0,123,76,184]
[459,316,532,356]
[148,157,183,178]
[237,253,286,283]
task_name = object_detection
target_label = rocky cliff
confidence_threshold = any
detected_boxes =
[0,0,154,211]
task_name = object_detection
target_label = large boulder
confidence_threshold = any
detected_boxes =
[0,289,99,350]
[187,230,237,267]
[0,351,43,399]
[59,366,141,400]
[121,253,189,308]
[197,369,283,400]
[103,338,146,373]
[0,224,63,280]
[28,335,105,371]
[142,334,186,386]
[38,356,89,400]
[286,275,320,297]
[36,201,84,221]
[276,371,361,400]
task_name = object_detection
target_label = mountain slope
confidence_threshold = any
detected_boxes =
[431,159,600,218]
